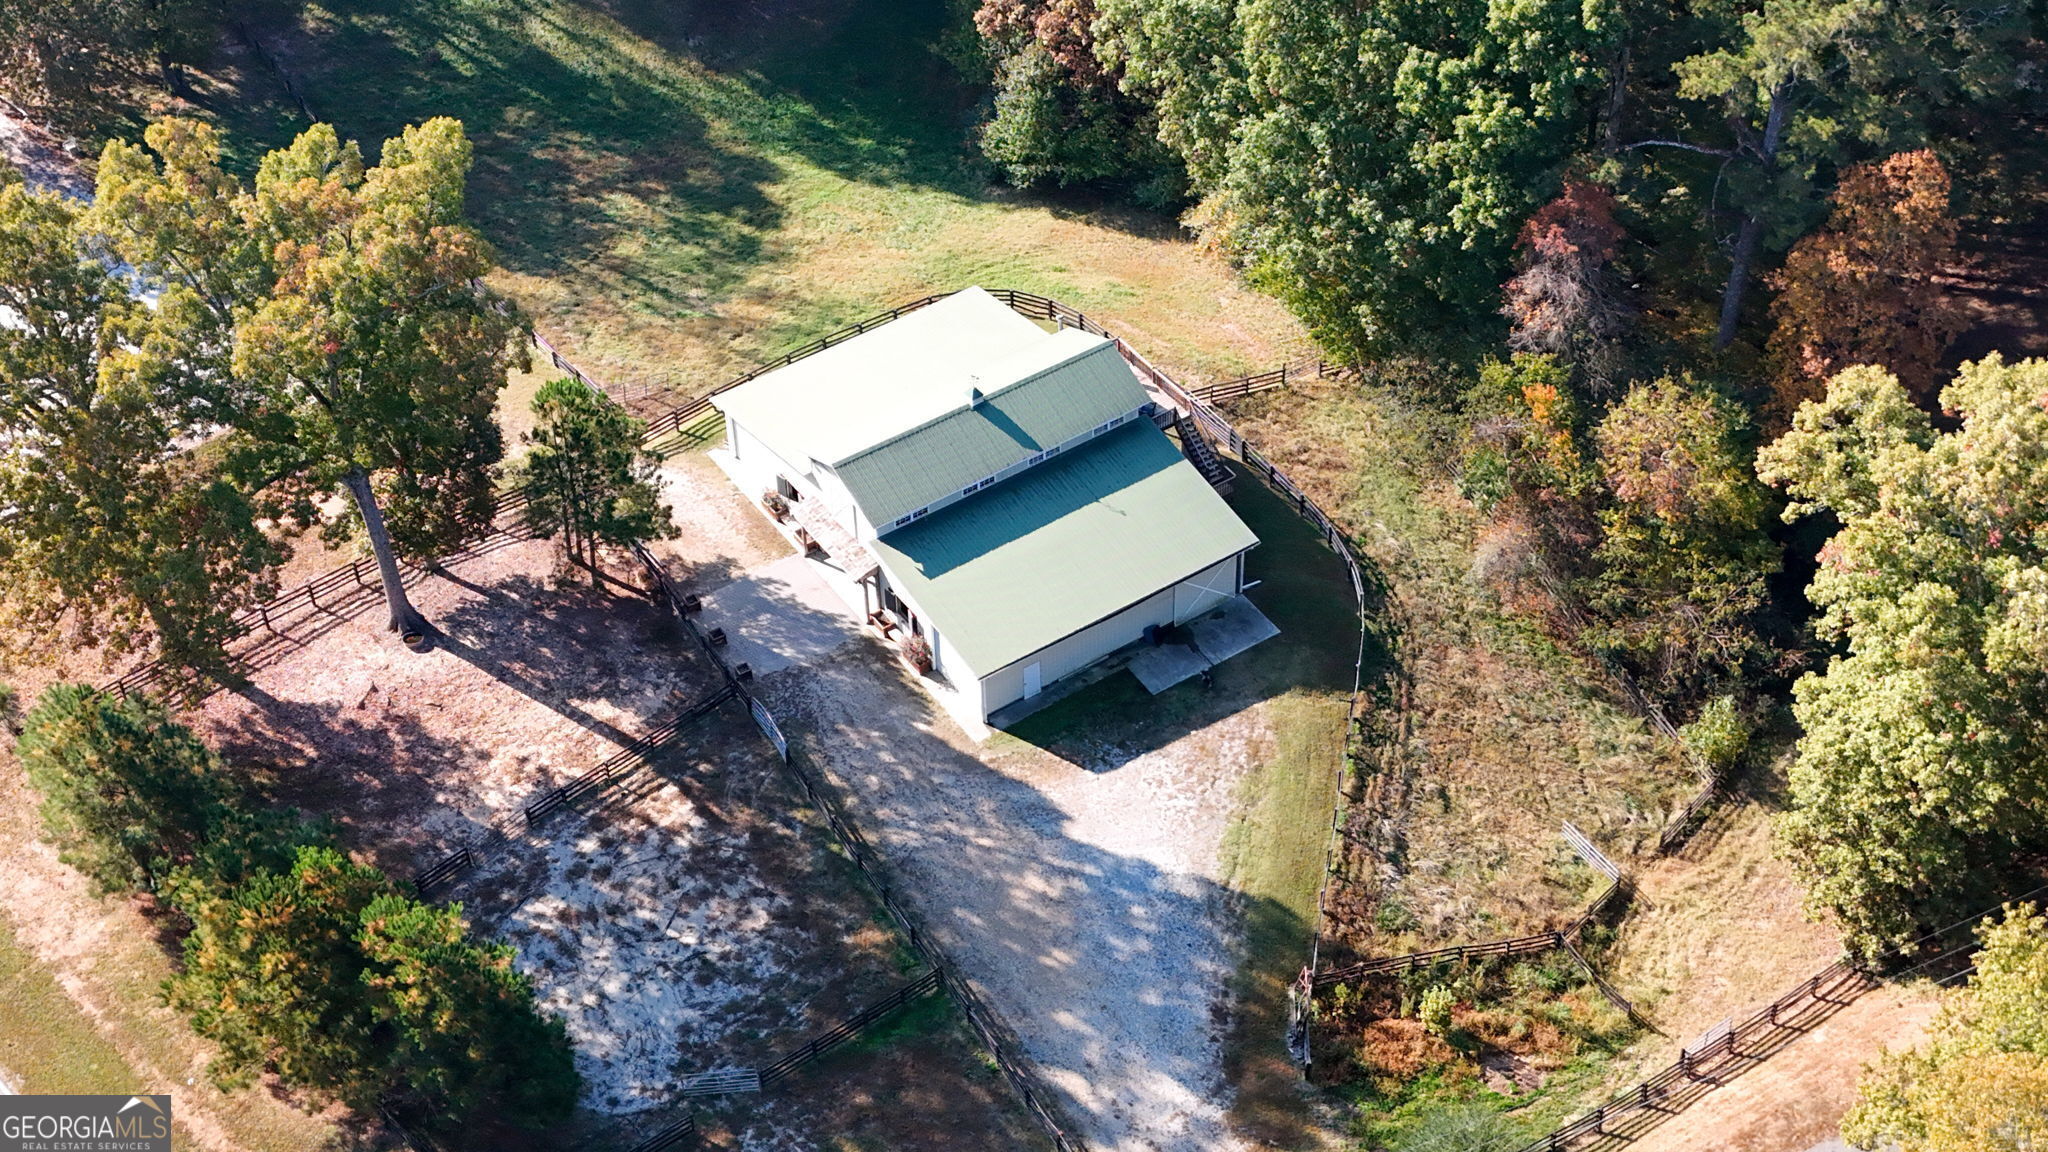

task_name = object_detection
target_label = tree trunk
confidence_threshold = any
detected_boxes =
[1714,211,1767,349]
[1602,48,1630,154]
[342,466,428,639]
[1714,81,1793,350]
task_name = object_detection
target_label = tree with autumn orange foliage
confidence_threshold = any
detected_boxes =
[1766,150,1964,420]
[1502,180,1634,395]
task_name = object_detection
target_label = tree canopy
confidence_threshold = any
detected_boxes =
[513,377,675,581]
[1844,903,2048,1152]
[14,683,241,893]
[167,844,579,1139]
[78,116,525,649]
[1758,356,2048,951]
[1766,149,1963,420]
[1589,376,1778,695]
[0,174,280,677]
[1099,0,1616,357]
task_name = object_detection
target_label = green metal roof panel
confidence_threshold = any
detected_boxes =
[870,422,1259,676]
[710,287,1050,468]
[838,335,1150,526]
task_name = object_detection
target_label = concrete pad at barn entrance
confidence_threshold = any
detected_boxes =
[697,554,864,677]
[1127,596,1281,694]
[1188,595,1280,666]
[1128,642,1208,694]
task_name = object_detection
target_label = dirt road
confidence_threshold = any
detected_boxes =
[759,641,1271,1152]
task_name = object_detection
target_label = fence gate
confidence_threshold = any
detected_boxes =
[1562,820,1624,883]
[749,695,788,762]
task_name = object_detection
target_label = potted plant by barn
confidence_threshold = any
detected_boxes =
[900,633,933,674]
[761,490,790,521]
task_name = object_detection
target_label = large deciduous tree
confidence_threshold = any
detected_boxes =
[1502,180,1634,395]
[1589,377,1777,695]
[0,170,281,676]
[1757,357,2048,952]
[1765,149,1962,419]
[1098,0,1615,358]
[513,378,674,583]
[90,117,527,643]
[973,0,1181,201]
[1658,0,2022,348]
[1843,903,2048,1152]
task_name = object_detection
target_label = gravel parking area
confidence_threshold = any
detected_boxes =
[757,641,1274,1152]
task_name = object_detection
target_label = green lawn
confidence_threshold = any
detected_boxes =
[0,918,214,1149]
[0,916,146,1093]
[185,0,1310,404]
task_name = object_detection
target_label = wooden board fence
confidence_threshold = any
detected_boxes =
[1512,959,1878,1152]
[758,967,945,1088]
[619,1115,697,1152]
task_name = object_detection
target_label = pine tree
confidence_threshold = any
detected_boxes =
[14,684,241,894]
[513,378,675,583]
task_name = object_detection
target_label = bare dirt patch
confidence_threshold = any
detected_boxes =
[168,538,1036,1141]
[646,449,795,597]
[702,1005,1054,1152]
[1620,983,1942,1152]
[193,538,718,876]
[451,710,910,1115]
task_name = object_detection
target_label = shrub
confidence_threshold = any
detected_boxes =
[1354,1017,1457,1085]
[1681,694,1750,775]
[1388,1101,1527,1152]
[1419,985,1455,1037]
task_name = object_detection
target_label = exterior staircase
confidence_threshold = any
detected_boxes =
[1172,410,1235,493]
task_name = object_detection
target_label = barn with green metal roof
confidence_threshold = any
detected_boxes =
[711,287,1259,721]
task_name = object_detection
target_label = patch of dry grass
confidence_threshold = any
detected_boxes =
[1594,744,1844,1081]
[169,0,1312,412]
[1230,376,1692,954]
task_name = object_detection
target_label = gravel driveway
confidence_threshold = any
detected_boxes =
[757,641,1271,1152]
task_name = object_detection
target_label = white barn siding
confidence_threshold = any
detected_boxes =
[730,421,870,535]
[979,587,1174,716]
[979,553,1248,717]
[1171,555,1241,624]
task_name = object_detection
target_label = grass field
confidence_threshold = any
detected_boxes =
[174,0,1311,404]
[1230,375,1692,955]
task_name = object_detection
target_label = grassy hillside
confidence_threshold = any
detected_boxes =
[180,0,1311,402]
